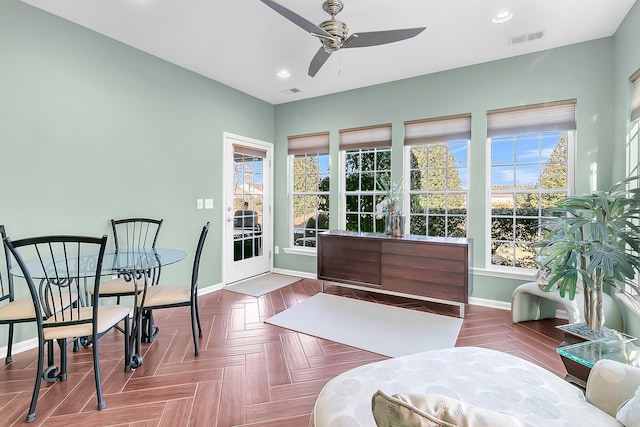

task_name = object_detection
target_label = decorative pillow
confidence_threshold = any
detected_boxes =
[617,385,640,427]
[371,390,534,427]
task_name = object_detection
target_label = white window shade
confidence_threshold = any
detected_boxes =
[288,132,330,155]
[339,124,392,150]
[487,100,576,137]
[404,114,471,145]
[631,69,640,122]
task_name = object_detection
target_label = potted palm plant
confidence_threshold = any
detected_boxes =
[376,176,404,236]
[537,176,640,337]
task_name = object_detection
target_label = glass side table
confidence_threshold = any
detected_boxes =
[557,339,640,388]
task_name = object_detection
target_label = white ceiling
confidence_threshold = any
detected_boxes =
[20,0,637,105]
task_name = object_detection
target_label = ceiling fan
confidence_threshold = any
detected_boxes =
[260,0,426,77]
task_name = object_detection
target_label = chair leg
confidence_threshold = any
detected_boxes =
[92,333,105,410]
[47,340,54,370]
[57,338,68,381]
[26,336,45,422]
[5,323,14,364]
[124,317,131,372]
[190,303,199,356]
[194,295,203,338]
[145,310,158,342]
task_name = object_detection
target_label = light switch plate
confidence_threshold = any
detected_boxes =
[204,199,214,209]
[197,199,204,209]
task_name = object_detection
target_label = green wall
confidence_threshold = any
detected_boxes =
[0,0,274,345]
[273,38,617,301]
[272,1,640,308]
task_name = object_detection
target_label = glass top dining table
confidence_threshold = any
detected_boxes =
[9,247,186,369]
[10,248,187,278]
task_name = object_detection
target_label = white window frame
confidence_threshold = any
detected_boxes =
[403,141,469,238]
[289,152,330,250]
[402,114,471,239]
[486,130,575,273]
[340,146,392,233]
[623,69,640,310]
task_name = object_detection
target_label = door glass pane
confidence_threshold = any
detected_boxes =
[233,149,264,261]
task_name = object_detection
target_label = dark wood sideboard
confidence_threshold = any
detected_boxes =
[317,230,472,317]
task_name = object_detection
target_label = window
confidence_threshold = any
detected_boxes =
[628,69,640,179]
[625,69,640,306]
[341,124,392,233]
[488,100,575,269]
[405,114,470,238]
[632,68,640,123]
[289,132,330,248]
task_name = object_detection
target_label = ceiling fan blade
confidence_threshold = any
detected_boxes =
[260,0,331,38]
[342,27,426,49]
[309,47,332,77]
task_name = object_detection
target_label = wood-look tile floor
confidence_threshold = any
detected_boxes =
[0,279,567,427]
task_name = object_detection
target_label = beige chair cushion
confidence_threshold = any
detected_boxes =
[43,305,131,340]
[94,276,149,296]
[0,293,78,321]
[371,391,535,427]
[0,297,37,321]
[142,285,190,308]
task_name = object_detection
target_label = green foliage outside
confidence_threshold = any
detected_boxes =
[409,143,467,238]
[293,154,329,247]
[491,133,568,268]
[344,148,391,233]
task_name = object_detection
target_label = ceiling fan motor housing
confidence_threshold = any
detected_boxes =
[320,19,348,51]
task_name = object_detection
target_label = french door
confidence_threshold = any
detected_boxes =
[222,133,272,284]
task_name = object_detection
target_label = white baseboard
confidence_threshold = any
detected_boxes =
[199,282,224,295]
[0,337,38,360]
[271,267,316,280]
[469,296,568,319]
[468,296,510,310]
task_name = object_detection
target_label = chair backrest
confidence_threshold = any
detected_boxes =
[111,218,163,251]
[0,225,14,304]
[190,222,210,297]
[4,235,108,327]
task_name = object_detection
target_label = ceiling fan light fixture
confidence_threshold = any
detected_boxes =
[492,11,513,24]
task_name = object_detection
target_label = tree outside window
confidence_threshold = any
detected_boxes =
[490,132,570,268]
[344,147,391,233]
[292,153,330,247]
[408,141,468,238]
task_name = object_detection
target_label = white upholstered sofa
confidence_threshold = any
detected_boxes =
[310,346,640,427]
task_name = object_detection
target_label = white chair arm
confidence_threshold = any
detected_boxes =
[586,359,640,417]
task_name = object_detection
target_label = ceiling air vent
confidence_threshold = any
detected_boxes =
[509,30,545,46]
[280,88,302,95]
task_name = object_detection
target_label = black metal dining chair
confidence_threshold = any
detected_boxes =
[100,218,163,293]
[0,225,38,364]
[95,218,163,340]
[4,234,132,422]
[140,222,209,356]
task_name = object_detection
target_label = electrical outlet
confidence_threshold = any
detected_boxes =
[274,246,279,254]
[197,199,204,209]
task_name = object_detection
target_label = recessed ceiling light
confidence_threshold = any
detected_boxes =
[277,70,291,78]
[492,11,513,24]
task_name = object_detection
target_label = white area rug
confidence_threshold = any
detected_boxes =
[226,273,302,297]
[265,293,463,357]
